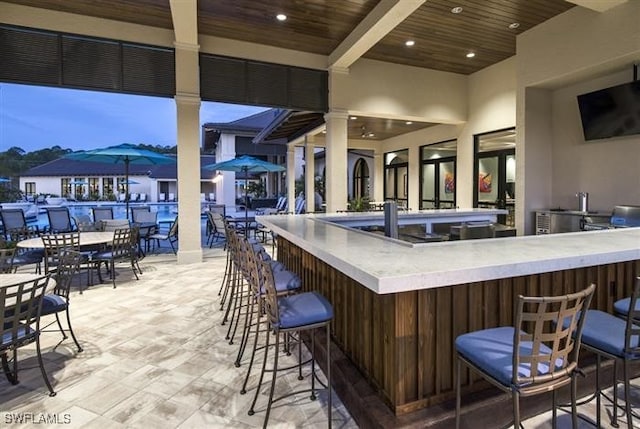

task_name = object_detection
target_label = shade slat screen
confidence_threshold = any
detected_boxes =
[200,55,246,103]
[123,44,175,96]
[247,61,288,107]
[0,25,174,98]
[289,67,328,112]
[0,26,60,85]
[62,35,121,90]
[200,53,328,112]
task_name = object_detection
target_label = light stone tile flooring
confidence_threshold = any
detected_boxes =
[0,235,638,428]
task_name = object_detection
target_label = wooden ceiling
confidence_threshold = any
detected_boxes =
[5,0,574,75]
[3,0,575,141]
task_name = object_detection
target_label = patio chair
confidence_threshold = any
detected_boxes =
[40,249,83,352]
[0,248,15,273]
[92,207,114,223]
[138,193,147,202]
[1,274,55,396]
[5,227,44,274]
[148,218,178,254]
[73,214,98,232]
[168,193,176,202]
[206,211,226,247]
[132,210,158,254]
[208,192,215,202]
[117,193,126,203]
[200,193,206,203]
[455,283,595,429]
[130,193,139,202]
[159,193,166,202]
[101,219,130,232]
[130,206,151,223]
[572,276,640,428]
[208,204,226,218]
[41,232,95,292]
[0,208,39,239]
[93,227,139,288]
[46,207,76,233]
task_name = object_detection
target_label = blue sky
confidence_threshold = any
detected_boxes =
[0,83,269,153]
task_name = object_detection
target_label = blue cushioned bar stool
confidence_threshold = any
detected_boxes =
[575,276,640,429]
[248,256,334,428]
[234,233,300,368]
[455,283,595,429]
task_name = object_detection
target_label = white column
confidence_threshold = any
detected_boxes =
[305,135,315,212]
[324,110,349,213]
[287,144,296,213]
[215,133,237,207]
[175,94,202,264]
[173,28,202,263]
[373,148,384,202]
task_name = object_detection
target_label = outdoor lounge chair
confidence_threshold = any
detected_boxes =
[92,207,114,223]
[138,193,147,202]
[159,193,166,202]
[46,207,76,233]
[0,208,39,239]
[168,193,176,202]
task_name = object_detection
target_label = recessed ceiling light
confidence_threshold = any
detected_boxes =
[405,40,415,47]
[466,52,476,58]
[451,6,463,14]
[508,22,520,29]
[405,121,413,125]
[368,132,375,137]
[350,116,358,120]
[276,14,287,21]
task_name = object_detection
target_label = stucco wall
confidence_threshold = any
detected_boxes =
[517,0,640,233]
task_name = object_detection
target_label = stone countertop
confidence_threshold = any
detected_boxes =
[257,210,640,295]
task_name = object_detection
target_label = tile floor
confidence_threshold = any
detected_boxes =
[1,233,638,428]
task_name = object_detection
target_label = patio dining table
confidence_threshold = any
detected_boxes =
[16,231,114,249]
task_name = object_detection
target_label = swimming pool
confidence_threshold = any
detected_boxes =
[28,203,179,230]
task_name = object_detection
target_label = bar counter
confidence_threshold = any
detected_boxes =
[258,210,640,417]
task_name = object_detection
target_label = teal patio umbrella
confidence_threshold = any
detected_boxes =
[64,143,175,214]
[203,155,285,225]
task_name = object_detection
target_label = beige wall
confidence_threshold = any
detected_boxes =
[551,70,640,211]
[331,58,467,124]
[517,0,640,233]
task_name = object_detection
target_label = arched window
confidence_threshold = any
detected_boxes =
[353,158,370,199]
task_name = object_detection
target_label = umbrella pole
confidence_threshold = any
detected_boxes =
[244,167,249,235]
[125,157,130,218]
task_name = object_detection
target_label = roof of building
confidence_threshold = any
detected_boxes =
[202,108,283,133]
[22,155,221,180]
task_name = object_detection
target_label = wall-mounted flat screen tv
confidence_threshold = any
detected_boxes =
[577,81,640,141]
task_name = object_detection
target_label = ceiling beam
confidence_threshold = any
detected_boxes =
[169,0,198,46]
[564,0,627,12]
[328,0,425,70]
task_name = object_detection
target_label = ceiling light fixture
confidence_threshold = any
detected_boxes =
[451,6,463,14]
[405,40,415,47]
[350,116,358,120]
[276,14,287,21]
[360,126,376,138]
[405,121,413,125]
[466,52,476,58]
[508,22,520,29]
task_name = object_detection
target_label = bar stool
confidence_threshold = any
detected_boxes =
[234,235,301,368]
[455,284,595,429]
[574,276,640,429]
[248,256,334,428]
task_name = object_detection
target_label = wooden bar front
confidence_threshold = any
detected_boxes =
[277,236,640,415]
